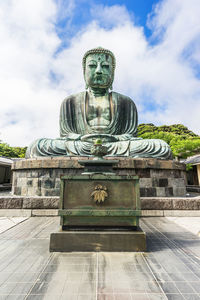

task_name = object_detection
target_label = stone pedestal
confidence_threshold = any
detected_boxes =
[12,157,187,197]
[49,229,146,252]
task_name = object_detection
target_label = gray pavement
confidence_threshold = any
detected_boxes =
[0,217,199,300]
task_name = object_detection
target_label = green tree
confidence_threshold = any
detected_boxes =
[0,143,27,158]
[137,124,200,159]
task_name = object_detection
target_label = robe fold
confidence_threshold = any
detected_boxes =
[26,91,172,159]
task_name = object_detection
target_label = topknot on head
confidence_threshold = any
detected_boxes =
[82,47,116,72]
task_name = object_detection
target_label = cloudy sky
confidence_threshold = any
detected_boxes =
[0,0,200,146]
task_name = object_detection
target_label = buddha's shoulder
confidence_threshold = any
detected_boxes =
[111,91,134,104]
[62,91,85,104]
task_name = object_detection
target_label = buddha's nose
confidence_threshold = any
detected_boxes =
[96,63,102,74]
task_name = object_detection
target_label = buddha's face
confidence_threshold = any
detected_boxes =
[84,53,114,89]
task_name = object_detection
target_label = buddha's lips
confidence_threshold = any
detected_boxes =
[95,75,103,80]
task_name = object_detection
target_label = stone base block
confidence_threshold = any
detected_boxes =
[49,228,146,252]
[12,157,187,197]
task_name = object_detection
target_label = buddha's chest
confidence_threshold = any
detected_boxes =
[87,96,111,127]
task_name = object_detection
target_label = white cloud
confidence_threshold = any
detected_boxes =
[0,0,200,146]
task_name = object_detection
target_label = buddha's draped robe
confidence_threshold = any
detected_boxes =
[26,91,172,159]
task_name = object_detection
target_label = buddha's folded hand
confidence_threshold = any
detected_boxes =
[81,134,118,143]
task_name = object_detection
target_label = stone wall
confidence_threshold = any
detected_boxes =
[12,157,187,197]
[1,196,200,210]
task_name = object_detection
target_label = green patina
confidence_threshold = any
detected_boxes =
[26,47,172,159]
[59,173,140,229]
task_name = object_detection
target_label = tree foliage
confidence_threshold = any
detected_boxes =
[137,124,200,159]
[0,143,27,158]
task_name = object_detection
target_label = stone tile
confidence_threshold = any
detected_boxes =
[141,198,172,210]
[130,294,149,300]
[97,294,115,300]
[174,281,196,293]
[148,294,167,300]
[114,295,132,300]
[27,294,61,300]
[189,282,200,293]
[165,294,184,300]
[182,295,200,300]
[141,210,164,217]
[0,209,31,217]
[78,295,96,300]
[30,281,65,295]
[164,211,200,217]
[31,209,58,216]
[9,282,33,294]
[0,216,200,300]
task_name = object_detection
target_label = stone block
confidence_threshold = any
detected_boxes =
[173,187,186,197]
[32,209,58,216]
[31,178,39,188]
[140,187,156,197]
[13,187,21,195]
[136,169,150,178]
[16,178,27,186]
[27,187,38,197]
[50,198,59,208]
[173,198,200,210]
[141,198,173,210]
[0,198,23,209]
[29,160,42,169]
[12,157,186,198]
[43,179,55,189]
[23,198,43,209]
[0,209,31,217]
[141,210,164,216]
[41,188,60,196]
[21,186,28,195]
[55,179,61,189]
[168,178,185,187]
[172,161,186,170]
[31,171,40,178]
[150,169,171,178]
[50,229,146,252]
[152,177,159,187]
[27,179,33,187]
[173,169,182,178]
[164,210,200,217]
[139,178,152,188]
[156,187,166,197]
[159,178,168,187]
[43,198,56,208]
[165,187,173,197]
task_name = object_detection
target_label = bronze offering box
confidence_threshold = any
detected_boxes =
[50,161,146,252]
[58,174,141,229]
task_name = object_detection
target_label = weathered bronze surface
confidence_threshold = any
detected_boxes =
[59,174,140,228]
[49,229,146,252]
[26,47,172,159]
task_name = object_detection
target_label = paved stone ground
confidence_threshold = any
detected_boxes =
[0,217,199,300]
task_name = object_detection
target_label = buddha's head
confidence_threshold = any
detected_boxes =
[82,47,116,90]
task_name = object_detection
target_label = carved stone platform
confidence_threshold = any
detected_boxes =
[12,157,186,197]
[49,228,146,252]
